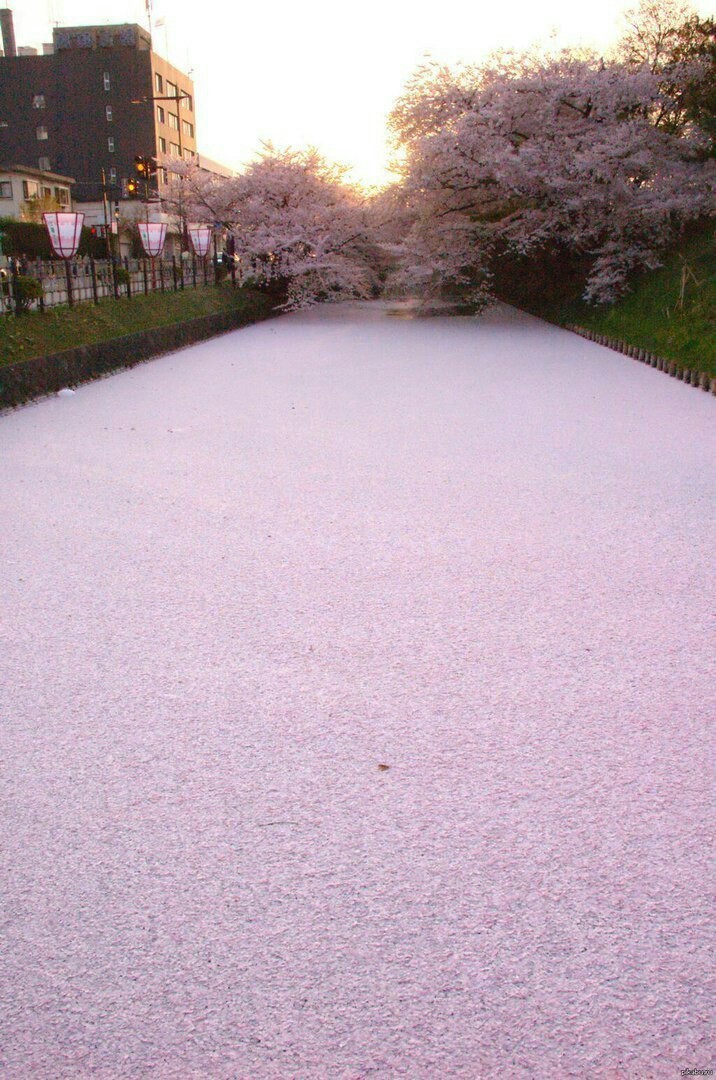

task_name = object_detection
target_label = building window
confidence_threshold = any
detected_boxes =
[32,93,46,109]
[0,180,12,198]
[103,72,110,91]
[182,120,194,139]
[155,72,163,93]
[38,156,51,171]
[161,167,169,184]
[36,125,48,140]
[23,180,40,199]
[166,80,177,98]
[158,136,167,153]
[168,112,178,131]
[156,105,165,124]
[54,186,70,206]
[106,105,113,122]
[42,186,52,198]
[182,93,193,112]
[169,142,181,157]
[108,137,115,152]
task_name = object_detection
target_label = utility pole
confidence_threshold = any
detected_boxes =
[100,168,112,261]
[131,89,191,252]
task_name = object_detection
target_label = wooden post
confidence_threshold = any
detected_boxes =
[37,261,45,312]
[90,257,99,305]
[10,261,20,316]
[64,259,74,307]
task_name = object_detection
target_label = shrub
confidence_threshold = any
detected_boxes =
[0,220,107,260]
[114,265,131,295]
[0,220,52,259]
[13,276,44,314]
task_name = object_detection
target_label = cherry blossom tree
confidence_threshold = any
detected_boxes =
[163,148,380,308]
[616,0,694,71]
[389,39,715,305]
[616,0,716,145]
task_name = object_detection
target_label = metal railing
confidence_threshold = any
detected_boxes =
[0,254,235,315]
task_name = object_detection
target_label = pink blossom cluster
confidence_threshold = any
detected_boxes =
[160,4,715,309]
[387,43,715,304]
[163,149,381,309]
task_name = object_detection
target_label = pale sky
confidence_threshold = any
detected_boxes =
[12,0,715,186]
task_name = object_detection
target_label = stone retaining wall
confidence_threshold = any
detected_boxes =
[0,302,275,412]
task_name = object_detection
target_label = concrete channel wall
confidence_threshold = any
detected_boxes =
[0,303,275,411]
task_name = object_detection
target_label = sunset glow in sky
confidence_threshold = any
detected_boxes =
[14,0,714,186]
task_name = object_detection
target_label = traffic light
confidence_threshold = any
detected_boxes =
[126,177,139,198]
[134,155,157,177]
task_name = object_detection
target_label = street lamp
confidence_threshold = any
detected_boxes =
[188,224,212,284]
[43,211,84,306]
[131,90,191,158]
[188,224,211,255]
[138,221,167,290]
[138,221,167,257]
[131,89,191,250]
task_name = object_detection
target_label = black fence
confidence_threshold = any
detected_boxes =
[1,254,239,315]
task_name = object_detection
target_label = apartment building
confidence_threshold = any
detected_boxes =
[0,16,198,205]
[0,163,74,219]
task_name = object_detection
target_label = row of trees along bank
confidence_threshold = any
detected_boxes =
[160,0,713,314]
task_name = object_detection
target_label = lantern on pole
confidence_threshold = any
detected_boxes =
[138,221,167,291]
[188,224,212,286]
[137,221,167,258]
[188,225,212,257]
[43,211,84,307]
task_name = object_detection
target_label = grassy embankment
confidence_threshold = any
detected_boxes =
[0,284,274,369]
[540,229,716,378]
[561,230,716,378]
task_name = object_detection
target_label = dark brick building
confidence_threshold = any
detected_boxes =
[0,19,197,204]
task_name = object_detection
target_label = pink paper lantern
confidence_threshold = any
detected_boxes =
[188,225,212,257]
[43,212,84,258]
[138,222,167,258]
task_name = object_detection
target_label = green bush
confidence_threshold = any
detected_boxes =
[0,219,109,259]
[114,266,130,286]
[0,220,52,259]
[13,276,44,314]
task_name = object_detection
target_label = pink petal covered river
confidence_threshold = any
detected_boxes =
[1,302,713,1077]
